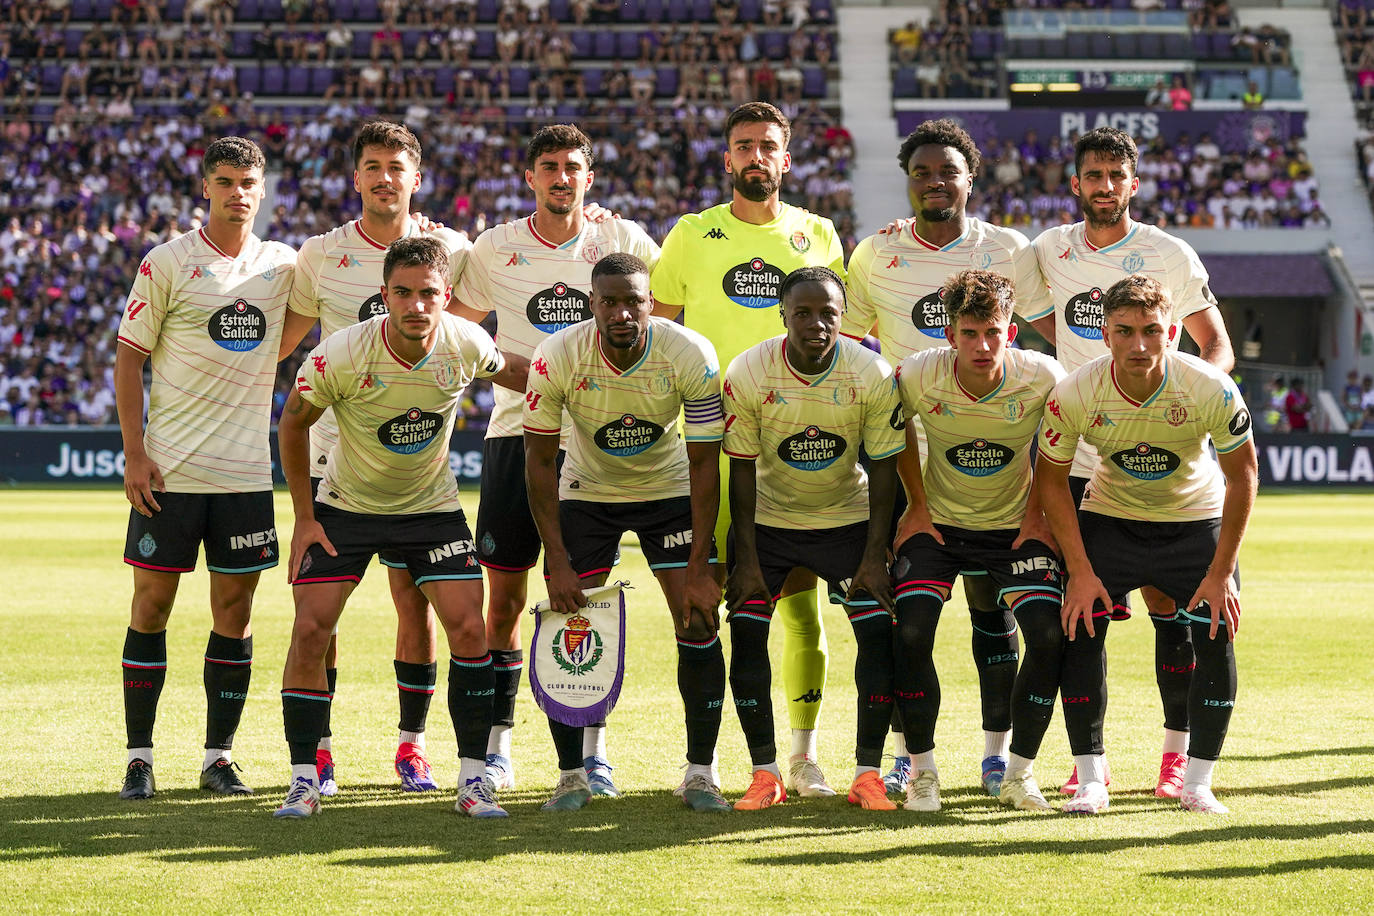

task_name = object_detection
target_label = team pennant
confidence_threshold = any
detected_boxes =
[528,581,628,727]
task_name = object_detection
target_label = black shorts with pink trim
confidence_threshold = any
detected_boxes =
[893,525,1063,614]
[1078,511,1237,624]
[726,521,885,623]
[554,496,716,578]
[475,436,566,572]
[294,502,482,587]
[124,491,277,574]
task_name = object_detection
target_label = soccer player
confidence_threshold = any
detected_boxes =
[722,266,903,812]
[274,236,529,819]
[845,118,1054,796]
[1031,126,1236,798]
[890,269,1066,813]
[652,101,846,798]
[524,253,727,813]
[115,136,295,800]
[1036,275,1256,815]
[452,123,661,797]
[277,120,471,796]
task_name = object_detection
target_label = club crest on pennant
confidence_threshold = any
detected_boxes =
[553,614,604,675]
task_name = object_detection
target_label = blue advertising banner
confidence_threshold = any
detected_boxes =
[894,110,1307,155]
[0,427,488,485]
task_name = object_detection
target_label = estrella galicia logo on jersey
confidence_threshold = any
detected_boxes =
[1121,251,1145,274]
[778,426,847,471]
[1228,408,1251,437]
[723,258,785,309]
[209,299,267,351]
[594,414,665,456]
[912,288,950,339]
[1065,288,1106,340]
[946,439,1014,477]
[137,533,157,558]
[377,407,444,454]
[1110,442,1181,480]
[358,293,387,323]
[527,283,591,333]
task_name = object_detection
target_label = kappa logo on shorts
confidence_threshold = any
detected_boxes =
[593,414,665,456]
[1064,288,1106,340]
[357,293,387,323]
[208,299,267,351]
[1109,442,1181,480]
[526,283,591,333]
[137,533,157,558]
[911,288,950,339]
[722,258,785,309]
[377,407,444,454]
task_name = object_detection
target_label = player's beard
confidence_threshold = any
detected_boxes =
[1080,193,1128,229]
[605,325,642,349]
[920,205,957,222]
[542,187,577,215]
[732,169,779,202]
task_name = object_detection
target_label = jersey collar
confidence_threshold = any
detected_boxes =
[1110,356,1168,407]
[597,323,653,376]
[781,337,838,387]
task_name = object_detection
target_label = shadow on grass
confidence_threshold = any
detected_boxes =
[1226,745,1374,763]
[1153,854,1374,880]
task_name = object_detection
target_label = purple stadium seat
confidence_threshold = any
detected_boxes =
[655,65,678,96]
[1008,36,1041,57]
[41,64,61,94]
[620,0,643,22]
[1110,0,1132,10]
[556,103,580,117]
[1064,32,1090,58]
[232,30,253,56]
[260,64,285,95]
[309,66,337,95]
[810,0,833,19]
[740,0,760,21]
[333,0,355,17]
[1191,30,1210,59]
[352,31,370,57]
[477,0,498,21]
[1162,33,1190,57]
[63,30,83,56]
[260,0,283,19]
[72,0,93,17]
[572,31,593,57]
[93,0,113,17]
[593,31,615,58]
[1089,32,1113,58]
[357,0,380,19]
[691,0,712,22]
[893,67,917,98]
[286,65,310,95]
[166,0,185,19]
[475,30,496,58]
[402,30,421,55]
[1208,31,1232,60]
[1136,32,1162,58]
[237,64,260,95]
[667,0,688,23]
[802,66,824,97]
[762,31,785,59]
[551,0,570,20]
[1112,33,1137,58]
[509,66,530,94]
[239,0,260,20]
[583,67,603,94]
[1041,35,1066,58]
[971,29,995,59]
[434,68,454,94]
[616,31,638,58]
[643,0,664,20]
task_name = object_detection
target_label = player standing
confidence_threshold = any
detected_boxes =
[277,121,471,796]
[845,119,1054,796]
[274,237,529,819]
[723,266,903,812]
[1036,275,1256,814]
[452,124,662,797]
[115,137,294,800]
[524,253,728,812]
[652,102,846,797]
[890,269,1065,812]
[1031,126,1235,798]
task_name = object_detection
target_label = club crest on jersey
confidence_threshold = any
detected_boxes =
[594,414,665,456]
[432,359,460,388]
[1004,397,1024,422]
[778,425,847,470]
[358,293,387,322]
[1065,288,1106,340]
[527,283,591,333]
[1110,442,1180,480]
[581,242,603,264]
[832,385,858,407]
[649,370,674,395]
[377,407,443,454]
[209,299,267,351]
[261,266,278,281]
[137,533,157,558]
[1121,251,1146,274]
[723,258,785,309]
[552,613,603,676]
[1165,401,1188,427]
[789,231,811,254]
[912,288,950,338]
[946,439,1014,477]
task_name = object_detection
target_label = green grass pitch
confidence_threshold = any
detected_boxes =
[0,488,1370,913]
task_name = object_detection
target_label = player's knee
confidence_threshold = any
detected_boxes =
[1016,606,1065,655]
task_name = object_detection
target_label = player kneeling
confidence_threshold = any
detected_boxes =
[891,269,1066,813]
[274,237,529,819]
[723,267,904,812]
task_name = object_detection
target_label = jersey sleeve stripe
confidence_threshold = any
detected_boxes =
[523,424,561,435]
[1214,437,1251,454]
[1039,452,1073,466]
[866,444,904,461]
[722,446,758,458]
[116,336,152,355]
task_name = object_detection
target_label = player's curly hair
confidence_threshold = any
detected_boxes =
[527,124,595,169]
[1102,274,1174,322]
[591,251,649,281]
[202,137,265,177]
[942,269,1015,326]
[353,120,423,168]
[1074,126,1138,177]
[778,265,846,318]
[382,236,452,284]
[897,118,981,178]
[724,101,792,148]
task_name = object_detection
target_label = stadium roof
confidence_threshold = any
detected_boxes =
[1204,254,1334,298]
